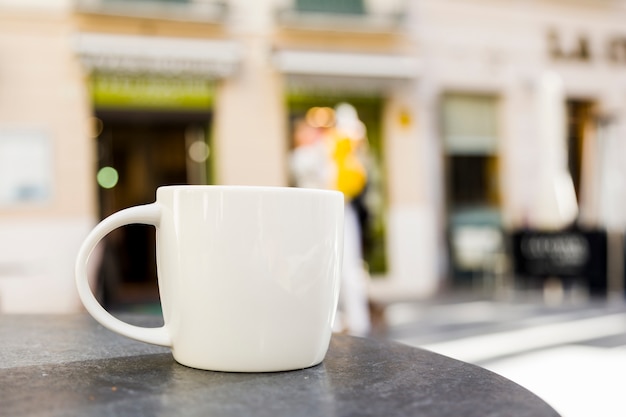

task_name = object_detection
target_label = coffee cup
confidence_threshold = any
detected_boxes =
[75,185,344,372]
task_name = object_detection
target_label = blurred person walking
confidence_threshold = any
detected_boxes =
[330,103,371,337]
[289,119,334,190]
[289,105,372,336]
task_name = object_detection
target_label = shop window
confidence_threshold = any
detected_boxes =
[567,100,594,202]
[442,94,500,209]
[295,0,365,15]
[443,94,499,156]
[448,155,500,207]
[442,94,502,285]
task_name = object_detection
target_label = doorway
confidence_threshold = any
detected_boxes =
[95,109,212,310]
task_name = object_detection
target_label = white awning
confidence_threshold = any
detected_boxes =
[273,49,420,79]
[74,33,242,78]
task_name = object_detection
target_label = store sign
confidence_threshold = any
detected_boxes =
[548,29,626,64]
[91,74,214,109]
[512,229,607,294]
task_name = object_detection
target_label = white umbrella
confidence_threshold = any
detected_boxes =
[529,71,578,230]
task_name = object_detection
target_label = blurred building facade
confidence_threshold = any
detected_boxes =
[1,0,626,312]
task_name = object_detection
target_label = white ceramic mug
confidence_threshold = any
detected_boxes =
[75,185,344,372]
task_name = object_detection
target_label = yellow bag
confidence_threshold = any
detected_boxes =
[333,137,367,199]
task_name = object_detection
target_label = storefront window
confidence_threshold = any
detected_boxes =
[442,93,503,284]
[567,99,594,202]
[443,94,499,156]
[442,94,500,209]
[295,0,365,15]
[448,155,500,207]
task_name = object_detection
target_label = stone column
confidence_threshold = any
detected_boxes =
[213,0,287,186]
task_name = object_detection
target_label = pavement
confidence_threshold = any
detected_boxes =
[376,292,626,417]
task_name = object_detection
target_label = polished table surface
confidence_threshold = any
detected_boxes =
[0,315,560,417]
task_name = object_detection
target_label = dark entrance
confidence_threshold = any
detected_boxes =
[95,109,211,310]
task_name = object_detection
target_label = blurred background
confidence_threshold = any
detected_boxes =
[1,0,626,415]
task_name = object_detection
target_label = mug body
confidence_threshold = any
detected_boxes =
[155,186,343,372]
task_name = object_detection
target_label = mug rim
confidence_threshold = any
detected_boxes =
[157,185,343,197]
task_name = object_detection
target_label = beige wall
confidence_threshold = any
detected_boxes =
[0,9,96,312]
[214,37,288,186]
[0,10,95,219]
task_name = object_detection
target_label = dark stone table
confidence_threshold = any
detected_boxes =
[0,315,560,417]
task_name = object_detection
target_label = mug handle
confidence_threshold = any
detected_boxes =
[75,203,172,347]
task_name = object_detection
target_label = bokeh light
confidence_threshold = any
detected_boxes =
[306,106,335,128]
[188,140,210,163]
[97,166,119,189]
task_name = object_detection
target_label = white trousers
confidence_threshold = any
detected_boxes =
[337,203,371,336]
